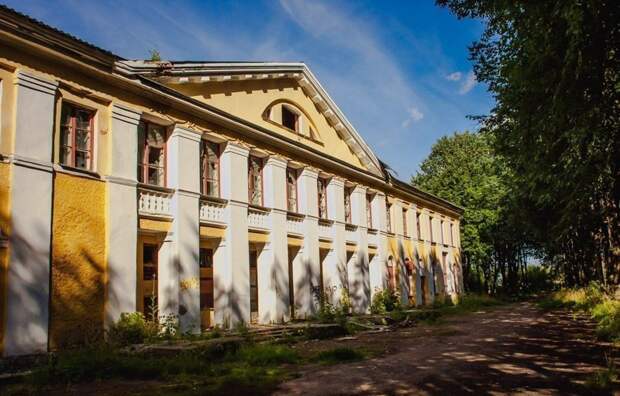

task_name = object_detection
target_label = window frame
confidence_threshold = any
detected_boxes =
[344,187,352,224]
[200,140,220,198]
[429,216,434,243]
[366,194,373,229]
[281,104,300,132]
[386,203,392,233]
[416,212,422,240]
[402,208,408,237]
[286,167,299,213]
[138,120,167,187]
[59,101,95,171]
[248,155,264,206]
[317,177,328,220]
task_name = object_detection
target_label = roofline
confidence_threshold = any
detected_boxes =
[0,5,464,218]
[117,60,385,176]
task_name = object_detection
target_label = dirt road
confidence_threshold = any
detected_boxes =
[276,302,617,395]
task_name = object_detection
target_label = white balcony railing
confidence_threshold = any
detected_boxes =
[287,214,304,236]
[248,207,270,230]
[345,224,357,244]
[138,186,173,217]
[318,219,332,239]
[199,198,227,225]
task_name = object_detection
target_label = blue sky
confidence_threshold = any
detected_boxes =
[4,0,492,179]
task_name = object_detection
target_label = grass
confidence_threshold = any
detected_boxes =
[538,283,620,342]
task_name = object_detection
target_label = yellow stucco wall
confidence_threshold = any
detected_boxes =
[50,172,106,349]
[169,79,367,170]
[0,162,11,355]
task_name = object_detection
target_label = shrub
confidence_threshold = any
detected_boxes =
[370,288,401,315]
[107,312,158,346]
[591,299,620,341]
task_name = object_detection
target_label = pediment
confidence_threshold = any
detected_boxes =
[119,61,384,177]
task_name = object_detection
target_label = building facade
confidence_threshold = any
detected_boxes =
[0,6,463,356]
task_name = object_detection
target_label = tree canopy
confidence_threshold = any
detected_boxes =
[435,0,619,287]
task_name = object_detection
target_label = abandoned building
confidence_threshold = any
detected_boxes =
[0,5,463,356]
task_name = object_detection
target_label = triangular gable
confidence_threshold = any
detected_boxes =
[118,61,384,177]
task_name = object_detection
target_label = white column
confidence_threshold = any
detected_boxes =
[105,104,141,328]
[164,126,201,333]
[259,156,289,323]
[350,185,370,312]
[5,71,57,356]
[394,202,409,305]
[324,177,345,306]
[215,142,250,326]
[369,192,388,299]
[295,167,320,317]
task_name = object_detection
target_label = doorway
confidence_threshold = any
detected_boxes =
[249,248,258,323]
[199,247,214,330]
[138,238,159,321]
[288,245,300,319]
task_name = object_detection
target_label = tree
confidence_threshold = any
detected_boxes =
[437,0,620,286]
[412,131,520,292]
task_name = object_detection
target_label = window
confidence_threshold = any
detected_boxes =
[248,156,264,206]
[286,168,298,212]
[440,220,445,245]
[416,212,421,240]
[429,216,434,243]
[142,243,158,319]
[402,209,408,237]
[344,187,352,224]
[201,140,220,197]
[366,194,373,228]
[138,121,166,186]
[60,102,94,170]
[386,203,392,233]
[282,105,299,131]
[317,178,328,219]
[450,223,454,246]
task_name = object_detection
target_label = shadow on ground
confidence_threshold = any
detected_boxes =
[276,302,617,396]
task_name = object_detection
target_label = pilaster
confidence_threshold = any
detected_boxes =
[324,177,345,306]
[295,167,320,317]
[369,192,388,299]
[105,104,141,328]
[215,142,250,326]
[259,156,289,323]
[5,71,57,355]
[163,126,201,332]
[349,185,370,312]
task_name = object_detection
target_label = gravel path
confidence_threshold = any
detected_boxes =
[276,302,617,395]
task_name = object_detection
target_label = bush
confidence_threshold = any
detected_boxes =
[591,299,620,341]
[107,312,159,346]
[370,288,401,315]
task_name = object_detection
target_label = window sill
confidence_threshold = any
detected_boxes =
[318,218,334,226]
[55,164,102,181]
[200,195,228,205]
[286,211,305,220]
[248,204,271,213]
[137,183,174,193]
[367,228,378,234]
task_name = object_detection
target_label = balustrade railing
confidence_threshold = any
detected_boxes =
[248,207,270,230]
[137,186,173,217]
[286,214,304,236]
[199,198,227,225]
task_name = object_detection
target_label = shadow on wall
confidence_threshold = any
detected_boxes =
[349,252,371,312]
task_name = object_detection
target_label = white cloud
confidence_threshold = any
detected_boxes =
[402,106,424,128]
[459,70,477,94]
[445,71,462,81]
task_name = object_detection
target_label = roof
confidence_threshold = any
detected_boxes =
[0,4,464,216]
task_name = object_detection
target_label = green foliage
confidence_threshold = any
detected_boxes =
[585,353,617,391]
[539,284,620,341]
[236,344,299,365]
[312,347,365,365]
[107,312,159,346]
[437,0,620,287]
[148,49,161,62]
[370,288,401,315]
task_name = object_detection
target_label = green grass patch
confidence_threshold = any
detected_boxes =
[537,283,620,342]
[312,347,366,365]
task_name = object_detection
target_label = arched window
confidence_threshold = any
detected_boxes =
[263,100,319,140]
